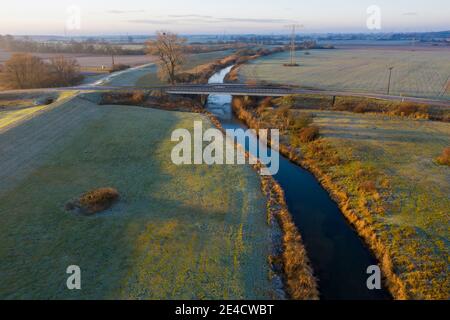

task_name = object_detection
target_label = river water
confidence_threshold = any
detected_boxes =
[206,66,391,300]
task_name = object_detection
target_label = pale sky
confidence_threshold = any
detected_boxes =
[0,0,449,35]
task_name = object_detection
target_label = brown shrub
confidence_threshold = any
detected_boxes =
[436,147,450,166]
[359,181,377,194]
[67,188,120,215]
[397,103,418,116]
[131,90,146,104]
[394,102,429,119]
[354,102,370,113]
[292,113,313,131]
[299,126,320,143]
[79,188,120,215]
[110,64,130,73]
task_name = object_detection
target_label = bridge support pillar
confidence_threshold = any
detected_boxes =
[200,94,208,106]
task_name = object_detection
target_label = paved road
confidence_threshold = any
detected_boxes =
[1,83,449,107]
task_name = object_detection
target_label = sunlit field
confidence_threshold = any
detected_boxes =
[238,49,450,99]
[0,95,272,299]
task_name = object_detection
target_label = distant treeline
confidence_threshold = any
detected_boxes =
[0,35,333,58]
[0,35,250,56]
[0,35,143,55]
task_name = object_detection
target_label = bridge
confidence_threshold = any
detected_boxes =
[1,83,449,107]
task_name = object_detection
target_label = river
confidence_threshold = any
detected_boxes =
[206,66,391,300]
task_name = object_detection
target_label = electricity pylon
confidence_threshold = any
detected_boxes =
[285,24,304,66]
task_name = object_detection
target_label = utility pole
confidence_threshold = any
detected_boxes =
[387,66,394,95]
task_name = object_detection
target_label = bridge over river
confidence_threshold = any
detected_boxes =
[2,83,449,107]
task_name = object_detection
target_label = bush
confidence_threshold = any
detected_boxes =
[110,64,130,73]
[436,147,450,166]
[299,126,320,143]
[292,113,313,131]
[67,188,120,215]
[359,181,377,194]
[131,90,146,104]
[3,53,83,89]
[354,102,370,113]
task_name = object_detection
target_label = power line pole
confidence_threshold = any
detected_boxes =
[285,24,303,66]
[290,25,296,66]
[387,66,394,95]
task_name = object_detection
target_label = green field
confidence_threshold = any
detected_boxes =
[0,95,272,299]
[238,49,450,99]
[0,92,76,133]
[298,110,450,298]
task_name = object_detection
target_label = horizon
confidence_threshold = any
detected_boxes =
[7,30,450,38]
[1,0,449,36]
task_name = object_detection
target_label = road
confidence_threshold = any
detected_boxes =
[1,83,449,107]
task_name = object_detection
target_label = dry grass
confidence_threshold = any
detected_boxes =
[261,178,319,300]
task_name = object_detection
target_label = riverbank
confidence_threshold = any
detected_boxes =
[95,89,320,299]
[231,96,449,300]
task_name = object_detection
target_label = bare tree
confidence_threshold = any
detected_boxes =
[49,56,81,86]
[146,31,186,84]
[2,54,83,89]
[3,53,49,89]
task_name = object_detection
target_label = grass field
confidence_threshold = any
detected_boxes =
[0,49,155,68]
[299,110,450,298]
[238,49,450,99]
[0,92,75,133]
[0,95,272,299]
[135,50,235,87]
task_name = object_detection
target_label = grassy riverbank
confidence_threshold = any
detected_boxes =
[0,95,274,299]
[232,96,449,300]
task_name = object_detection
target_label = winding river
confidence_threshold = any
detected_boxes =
[207,66,391,300]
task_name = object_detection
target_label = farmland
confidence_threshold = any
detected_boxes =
[238,48,450,99]
[0,49,155,71]
[233,96,450,299]
[0,94,272,299]
[307,110,450,299]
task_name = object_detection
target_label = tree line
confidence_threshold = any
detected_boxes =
[0,54,83,89]
[0,35,142,56]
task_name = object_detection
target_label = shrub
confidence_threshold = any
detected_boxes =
[3,54,83,89]
[131,90,146,104]
[110,64,130,73]
[436,147,450,166]
[292,113,313,131]
[299,126,320,143]
[359,181,377,194]
[75,188,120,215]
[354,102,370,113]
